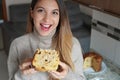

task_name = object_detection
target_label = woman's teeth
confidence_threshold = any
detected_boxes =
[40,24,51,31]
[43,24,50,28]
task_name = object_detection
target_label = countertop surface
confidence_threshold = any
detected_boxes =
[84,58,120,80]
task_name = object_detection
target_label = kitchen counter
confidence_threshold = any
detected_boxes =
[84,58,120,80]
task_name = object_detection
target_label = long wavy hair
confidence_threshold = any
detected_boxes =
[26,0,74,73]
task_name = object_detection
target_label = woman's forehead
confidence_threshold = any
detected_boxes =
[34,0,59,9]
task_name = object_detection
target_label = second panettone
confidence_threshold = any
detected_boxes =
[83,52,103,72]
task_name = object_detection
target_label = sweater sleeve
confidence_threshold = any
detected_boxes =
[63,37,86,80]
[7,40,20,80]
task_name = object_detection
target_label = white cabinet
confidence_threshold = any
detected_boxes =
[90,29,116,62]
[91,10,120,68]
[114,42,120,67]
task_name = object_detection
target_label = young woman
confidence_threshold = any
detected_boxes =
[7,0,86,80]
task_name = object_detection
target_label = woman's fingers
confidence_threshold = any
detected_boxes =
[19,61,32,70]
[58,61,69,74]
[48,61,69,79]
[19,58,36,75]
[19,58,33,69]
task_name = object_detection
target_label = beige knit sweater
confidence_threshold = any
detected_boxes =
[7,29,86,80]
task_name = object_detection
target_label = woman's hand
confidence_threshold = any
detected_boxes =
[48,61,69,79]
[19,58,37,75]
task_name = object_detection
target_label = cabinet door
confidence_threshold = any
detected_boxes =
[74,0,109,9]
[90,29,116,62]
[106,0,120,15]
[114,42,120,67]
[93,0,109,10]
[74,0,120,15]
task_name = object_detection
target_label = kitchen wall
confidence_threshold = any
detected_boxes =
[5,0,32,20]
[79,5,93,16]
[5,0,92,20]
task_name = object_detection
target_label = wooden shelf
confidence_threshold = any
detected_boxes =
[73,0,120,18]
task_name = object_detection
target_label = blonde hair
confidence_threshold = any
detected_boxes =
[26,0,74,71]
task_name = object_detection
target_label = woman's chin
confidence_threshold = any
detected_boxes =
[39,32,50,36]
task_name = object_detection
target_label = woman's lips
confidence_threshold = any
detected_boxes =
[40,24,51,31]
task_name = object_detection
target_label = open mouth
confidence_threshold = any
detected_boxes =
[40,24,51,31]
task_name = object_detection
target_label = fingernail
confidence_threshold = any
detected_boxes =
[29,65,33,68]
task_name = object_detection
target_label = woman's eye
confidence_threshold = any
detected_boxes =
[52,11,59,15]
[37,9,44,13]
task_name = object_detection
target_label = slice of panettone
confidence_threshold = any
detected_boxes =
[83,55,93,69]
[83,52,96,69]
[32,49,60,72]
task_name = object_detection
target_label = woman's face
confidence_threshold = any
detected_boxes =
[31,0,60,36]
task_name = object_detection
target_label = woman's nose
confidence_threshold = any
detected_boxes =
[43,14,51,22]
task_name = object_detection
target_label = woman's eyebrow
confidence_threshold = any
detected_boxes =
[53,9,59,11]
[35,6,44,9]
